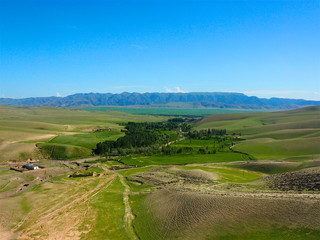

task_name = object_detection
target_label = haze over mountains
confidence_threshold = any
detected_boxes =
[1,92,320,110]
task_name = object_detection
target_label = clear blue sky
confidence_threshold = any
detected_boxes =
[1,0,319,100]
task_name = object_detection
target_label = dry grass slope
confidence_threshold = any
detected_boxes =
[0,105,166,162]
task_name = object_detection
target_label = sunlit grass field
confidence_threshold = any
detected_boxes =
[79,106,257,117]
[0,105,166,161]
[121,152,251,167]
[196,106,320,161]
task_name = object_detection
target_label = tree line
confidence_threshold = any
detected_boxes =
[187,128,226,140]
[93,119,231,157]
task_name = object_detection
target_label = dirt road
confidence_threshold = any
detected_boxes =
[117,173,138,240]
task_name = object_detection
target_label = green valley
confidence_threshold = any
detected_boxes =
[0,105,319,240]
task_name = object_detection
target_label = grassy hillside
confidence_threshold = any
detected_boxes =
[0,105,166,161]
[123,164,320,240]
[195,106,320,160]
[1,105,319,240]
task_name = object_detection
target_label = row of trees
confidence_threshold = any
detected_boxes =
[187,128,227,140]
[93,131,169,155]
[160,146,217,155]
[124,119,190,132]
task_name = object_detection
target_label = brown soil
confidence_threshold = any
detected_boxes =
[144,187,320,240]
[129,167,218,187]
[264,167,320,191]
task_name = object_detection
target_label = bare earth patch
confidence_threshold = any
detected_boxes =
[264,167,320,191]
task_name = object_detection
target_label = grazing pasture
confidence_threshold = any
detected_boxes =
[126,163,320,240]
[196,106,320,161]
[233,137,320,160]
[0,105,165,161]
[132,189,320,240]
[49,130,124,149]
[79,106,256,117]
[0,105,320,240]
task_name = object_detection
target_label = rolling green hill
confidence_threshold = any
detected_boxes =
[79,106,255,117]
[1,105,320,240]
[196,106,320,160]
[0,105,166,161]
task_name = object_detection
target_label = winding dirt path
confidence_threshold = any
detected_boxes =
[117,173,138,240]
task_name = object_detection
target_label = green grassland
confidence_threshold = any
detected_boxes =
[171,138,236,152]
[195,106,320,133]
[80,176,130,240]
[172,138,223,147]
[79,106,258,117]
[37,143,93,159]
[48,130,124,149]
[130,193,320,240]
[1,156,320,239]
[0,105,166,161]
[121,152,251,167]
[124,163,320,240]
[1,105,320,240]
[232,137,320,160]
[195,106,320,160]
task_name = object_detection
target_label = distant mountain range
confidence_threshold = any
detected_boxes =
[1,92,320,110]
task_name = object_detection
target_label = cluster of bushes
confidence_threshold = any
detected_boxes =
[198,147,217,154]
[159,146,218,155]
[160,146,193,155]
[124,119,191,132]
[187,128,226,140]
[103,145,162,156]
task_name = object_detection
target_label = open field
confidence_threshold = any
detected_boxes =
[0,106,320,239]
[1,157,320,239]
[122,162,320,240]
[121,152,251,167]
[195,106,320,134]
[79,106,259,117]
[48,130,124,149]
[131,188,320,240]
[0,160,135,240]
[196,106,320,161]
[0,105,166,162]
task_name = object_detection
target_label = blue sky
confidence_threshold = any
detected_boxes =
[1,0,319,100]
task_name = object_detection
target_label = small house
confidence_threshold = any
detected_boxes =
[22,164,39,170]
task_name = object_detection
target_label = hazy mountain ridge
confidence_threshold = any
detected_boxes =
[1,92,319,109]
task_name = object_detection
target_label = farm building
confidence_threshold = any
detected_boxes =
[22,164,39,170]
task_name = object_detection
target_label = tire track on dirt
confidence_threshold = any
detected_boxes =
[12,180,91,231]
[17,174,116,239]
[117,173,138,240]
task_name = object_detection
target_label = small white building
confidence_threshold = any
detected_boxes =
[22,164,39,170]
